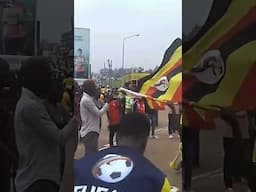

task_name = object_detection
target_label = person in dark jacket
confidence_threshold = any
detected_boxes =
[144,98,159,139]
[0,58,19,192]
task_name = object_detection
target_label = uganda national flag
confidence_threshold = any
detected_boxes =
[183,0,256,128]
[138,38,182,110]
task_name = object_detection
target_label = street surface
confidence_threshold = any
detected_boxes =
[61,109,250,192]
[191,126,249,192]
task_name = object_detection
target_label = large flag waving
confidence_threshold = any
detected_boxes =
[138,38,182,109]
[183,0,256,128]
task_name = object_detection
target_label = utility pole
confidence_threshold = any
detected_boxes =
[103,62,106,86]
[110,60,113,87]
[107,59,112,87]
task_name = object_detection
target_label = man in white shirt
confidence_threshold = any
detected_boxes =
[80,80,109,155]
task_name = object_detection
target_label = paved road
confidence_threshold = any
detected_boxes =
[64,109,252,192]
[191,126,249,192]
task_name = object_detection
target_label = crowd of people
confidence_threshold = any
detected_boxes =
[75,80,182,151]
[76,82,153,151]
[5,55,256,192]
[74,78,183,191]
[1,56,182,192]
[217,110,256,192]
[182,105,256,192]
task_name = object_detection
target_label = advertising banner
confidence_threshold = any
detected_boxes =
[74,27,90,79]
[0,0,36,55]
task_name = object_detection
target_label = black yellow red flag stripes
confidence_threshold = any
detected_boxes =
[183,0,256,128]
[138,38,182,109]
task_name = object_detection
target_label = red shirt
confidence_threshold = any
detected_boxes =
[107,100,121,126]
[134,99,145,114]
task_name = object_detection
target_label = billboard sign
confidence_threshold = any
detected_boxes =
[0,0,36,55]
[74,27,90,79]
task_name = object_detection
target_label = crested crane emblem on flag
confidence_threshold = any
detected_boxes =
[191,49,225,85]
[153,76,169,92]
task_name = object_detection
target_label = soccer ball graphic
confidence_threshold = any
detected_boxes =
[92,154,134,183]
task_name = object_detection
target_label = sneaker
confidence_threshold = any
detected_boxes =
[151,135,159,139]
[170,186,179,192]
[169,134,174,139]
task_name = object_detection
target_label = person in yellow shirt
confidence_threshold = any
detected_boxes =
[62,73,74,91]
[61,88,72,113]
[99,92,105,103]
[61,74,74,113]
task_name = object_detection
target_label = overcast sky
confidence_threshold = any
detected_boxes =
[183,0,213,35]
[75,0,182,73]
[75,0,213,73]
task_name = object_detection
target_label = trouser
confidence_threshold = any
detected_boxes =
[249,131,256,160]
[182,138,194,190]
[0,176,10,192]
[81,132,99,156]
[108,124,119,146]
[168,114,175,134]
[148,113,156,136]
[24,180,59,192]
[193,129,200,166]
[0,158,16,192]
[168,114,181,135]
[223,138,250,188]
[156,111,159,126]
[182,126,199,190]
[248,163,256,192]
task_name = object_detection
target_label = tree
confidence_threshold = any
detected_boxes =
[145,69,153,73]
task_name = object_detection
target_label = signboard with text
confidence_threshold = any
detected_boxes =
[74,27,90,79]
